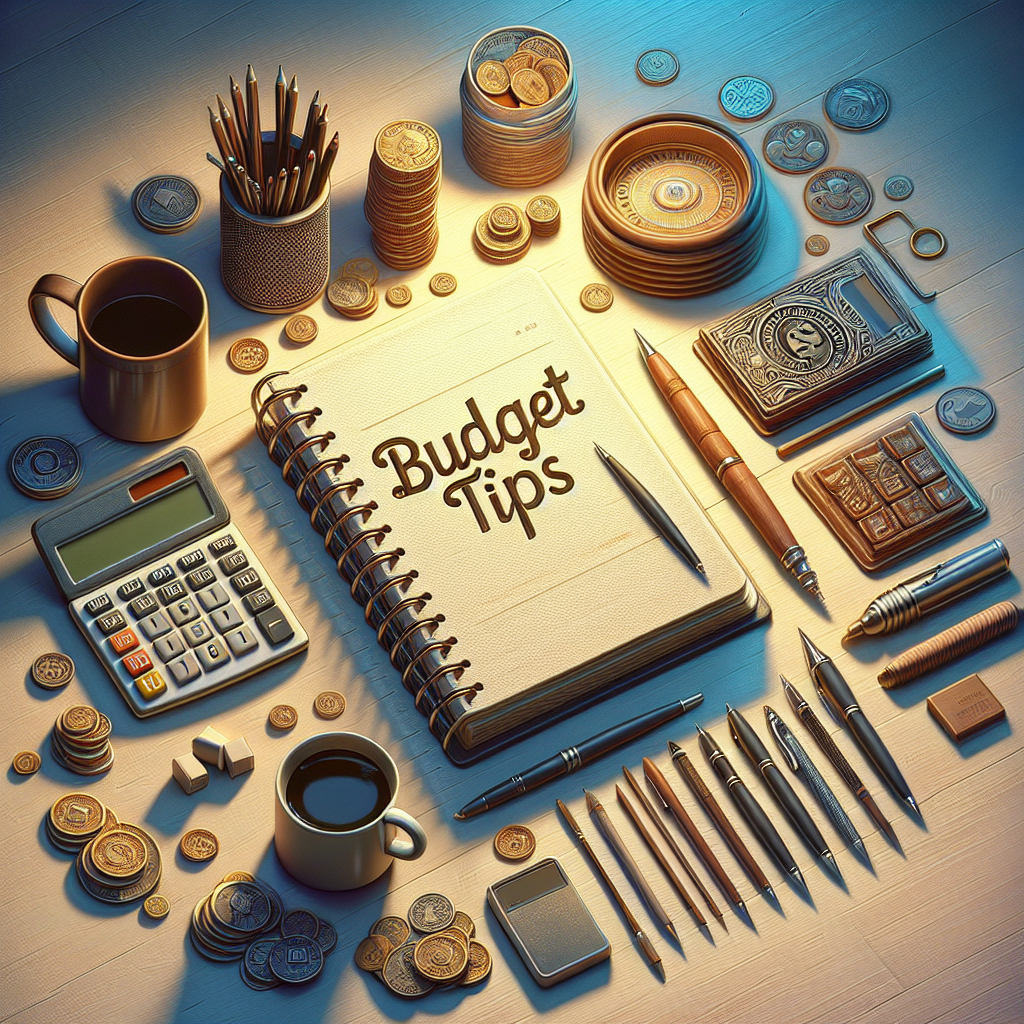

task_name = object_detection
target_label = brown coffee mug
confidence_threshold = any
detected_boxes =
[28,256,208,442]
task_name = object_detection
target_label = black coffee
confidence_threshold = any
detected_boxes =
[89,294,195,357]
[286,749,392,832]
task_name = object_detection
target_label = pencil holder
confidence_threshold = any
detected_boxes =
[219,133,330,314]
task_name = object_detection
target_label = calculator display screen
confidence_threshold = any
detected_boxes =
[57,482,213,583]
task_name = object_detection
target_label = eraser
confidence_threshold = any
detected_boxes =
[172,753,209,794]
[223,736,254,778]
[192,726,228,769]
[927,674,1005,742]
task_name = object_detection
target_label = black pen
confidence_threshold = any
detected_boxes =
[798,630,921,819]
[454,694,703,820]
[697,724,809,898]
[726,704,843,884]
[594,443,705,576]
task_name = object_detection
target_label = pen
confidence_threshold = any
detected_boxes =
[594,443,704,576]
[636,329,824,606]
[782,675,901,852]
[726,704,843,884]
[764,705,870,869]
[557,799,664,979]
[586,789,679,944]
[697,724,809,898]
[799,630,921,818]
[454,693,704,820]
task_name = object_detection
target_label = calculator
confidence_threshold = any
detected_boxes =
[32,447,308,717]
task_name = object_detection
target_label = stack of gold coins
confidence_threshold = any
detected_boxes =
[581,112,768,297]
[364,120,442,269]
[77,822,162,905]
[461,27,577,187]
[51,704,114,775]
[473,203,532,264]
[525,195,560,236]
[327,274,379,319]
[46,792,114,853]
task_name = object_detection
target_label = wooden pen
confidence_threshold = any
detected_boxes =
[245,64,263,200]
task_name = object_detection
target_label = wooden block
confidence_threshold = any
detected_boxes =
[223,736,254,778]
[192,726,227,770]
[171,753,209,795]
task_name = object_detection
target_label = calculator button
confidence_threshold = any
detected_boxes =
[255,607,295,645]
[96,610,127,635]
[154,632,187,663]
[242,588,276,614]
[148,564,176,587]
[117,577,146,601]
[139,611,172,641]
[183,619,214,648]
[230,568,262,596]
[208,535,237,556]
[158,580,189,604]
[186,566,217,591]
[129,593,160,619]
[108,628,140,655]
[168,652,200,685]
[84,593,113,617]
[218,551,249,575]
[196,638,231,672]
[178,549,206,571]
[226,625,259,657]
[122,649,154,678]
[136,670,167,701]
[197,583,230,612]
[211,605,243,634]
[168,598,200,627]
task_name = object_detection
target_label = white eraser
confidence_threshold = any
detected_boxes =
[172,753,209,794]
[223,736,255,779]
[192,726,228,770]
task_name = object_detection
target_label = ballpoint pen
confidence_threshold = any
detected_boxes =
[726,704,843,884]
[697,724,809,899]
[764,705,870,869]
[782,675,902,853]
[668,742,778,908]
[557,799,664,979]
[799,630,922,819]
[454,693,703,819]
[585,789,680,944]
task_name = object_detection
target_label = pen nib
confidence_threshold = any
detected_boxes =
[904,794,923,820]
[787,866,810,899]
[593,442,610,461]
[634,329,656,358]
[843,621,865,642]
[695,562,706,576]
[820,850,844,885]
[798,629,828,672]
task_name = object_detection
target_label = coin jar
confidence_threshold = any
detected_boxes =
[460,26,578,188]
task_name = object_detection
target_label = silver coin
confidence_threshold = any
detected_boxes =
[243,937,282,986]
[9,436,82,499]
[936,386,996,435]
[281,908,320,939]
[314,919,338,955]
[211,881,273,934]
[131,175,202,233]
[804,167,873,224]
[719,76,775,121]
[268,934,324,984]
[762,120,829,174]
[635,49,679,86]
[884,174,914,200]
[824,78,890,131]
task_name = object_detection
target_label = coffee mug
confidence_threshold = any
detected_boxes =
[275,732,427,890]
[28,256,208,443]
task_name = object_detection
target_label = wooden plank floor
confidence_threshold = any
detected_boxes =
[1,2,1022,1022]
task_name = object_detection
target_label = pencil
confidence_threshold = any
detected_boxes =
[314,131,339,198]
[274,65,286,173]
[246,64,263,199]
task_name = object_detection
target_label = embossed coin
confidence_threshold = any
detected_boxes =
[719,76,775,121]
[131,174,202,233]
[144,894,170,919]
[229,338,268,373]
[488,203,522,237]
[452,910,476,939]
[31,652,75,689]
[9,437,82,500]
[355,933,393,971]
[282,908,320,938]
[313,691,345,719]
[429,273,457,297]
[61,705,99,736]
[268,704,298,729]
[635,48,680,86]
[525,195,560,235]
[221,870,255,883]
[510,68,549,107]
[762,120,829,174]
[180,828,220,862]
[494,824,536,860]
[314,919,338,955]
[413,933,469,982]
[459,941,492,986]
[805,234,830,256]
[269,934,324,984]
[375,120,441,174]
[341,257,380,285]
[884,174,914,200]
[12,750,41,774]
[804,167,873,224]
[328,274,373,311]
[382,942,436,998]
[408,893,455,934]
[503,51,536,78]
[824,78,890,131]
[476,59,511,96]
[285,314,318,344]
[242,937,280,987]
[211,880,272,933]
[92,828,148,877]
[385,284,412,307]
[580,283,613,312]
[371,915,412,947]
[77,822,161,904]
[517,35,563,61]
[535,57,568,99]
[50,792,105,838]
[936,386,996,435]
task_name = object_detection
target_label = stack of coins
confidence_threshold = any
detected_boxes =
[354,893,492,997]
[473,203,532,264]
[327,274,379,319]
[46,792,115,854]
[525,195,560,236]
[364,120,442,269]
[461,27,577,187]
[51,704,114,775]
[77,821,162,905]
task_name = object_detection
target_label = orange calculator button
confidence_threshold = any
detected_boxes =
[122,649,154,678]
[109,628,140,655]
[135,669,167,701]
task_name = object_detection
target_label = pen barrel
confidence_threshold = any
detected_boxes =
[728,778,798,875]
[577,698,695,762]
[846,711,914,804]
[798,707,865,794]
[761,763,829,856]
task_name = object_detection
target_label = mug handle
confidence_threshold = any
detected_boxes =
[384,808,428,861]
[28,274,83,367]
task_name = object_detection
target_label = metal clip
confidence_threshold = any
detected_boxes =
[863,210,946,302]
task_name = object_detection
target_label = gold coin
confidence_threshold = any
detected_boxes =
[526,195,560,234]
[459,940,492,986]
[494,824,536,860]
[805,233,830,256]
[180,828,220,862]
[355,933,393,972]
[534,58,568,99]
[221,870,255,883]
[429,273,457,297]
[580,283,614,312]
[385,284,412,307]
[144,894,170,920]
[12,750,41,775]
[92,828,148,877]
[50,792,105,837]
[268,704,298,730]
[408,893,455,934]
[328,275,373,311]
[517,35,564,61]
[452,910,475,939]
[375,120,441,174]
[313,691,346,719]
[370,915,411,947]
[382,942,435,998]
[31,652,74,689]
[229,338,269,373]
[284,314,318,344]
[412,933,469,982]
[60,705,99,736]
[510,68,549,107]
[503,51,536,77]
[487,203,522,238]
[435,927,469,950]
[475,59,511,97]
[341,257,380,285]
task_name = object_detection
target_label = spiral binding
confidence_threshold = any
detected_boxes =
[251,372,482,754]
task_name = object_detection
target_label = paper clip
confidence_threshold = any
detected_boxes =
[863,210,946,302]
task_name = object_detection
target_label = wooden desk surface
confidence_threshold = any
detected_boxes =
[2,2,1022,1022]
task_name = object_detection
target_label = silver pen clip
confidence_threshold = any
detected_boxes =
[765,709,800,772]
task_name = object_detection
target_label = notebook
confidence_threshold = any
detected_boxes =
[252,269,767,764]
